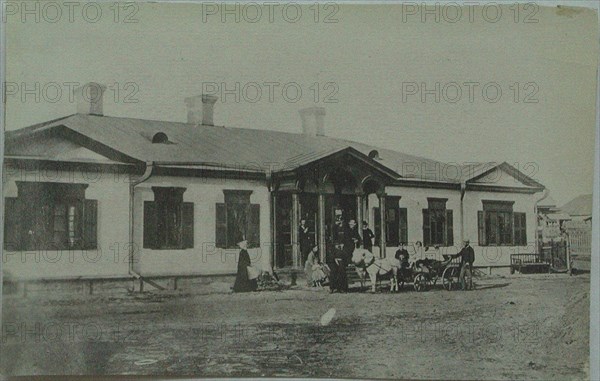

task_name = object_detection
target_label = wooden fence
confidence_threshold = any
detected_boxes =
[564,220,592,257]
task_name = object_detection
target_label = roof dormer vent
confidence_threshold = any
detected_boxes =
[368,150,380,160]
[152,132,169,144]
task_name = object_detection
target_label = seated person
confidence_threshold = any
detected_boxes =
[395,244,411,279]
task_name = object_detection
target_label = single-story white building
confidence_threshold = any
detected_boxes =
[2,83,546,290]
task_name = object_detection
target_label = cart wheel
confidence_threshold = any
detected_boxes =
[413,273,427,292]
[442,266,457,291]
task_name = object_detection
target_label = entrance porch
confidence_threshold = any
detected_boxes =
[269,148,398,269]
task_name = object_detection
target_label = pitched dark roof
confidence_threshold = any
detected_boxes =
[4,113,544,188]
[5,114,448,178]
[560,194,593,217]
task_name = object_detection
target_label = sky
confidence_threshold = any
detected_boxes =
[3,1,598,205]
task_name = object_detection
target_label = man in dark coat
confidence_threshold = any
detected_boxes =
[453,240,475,290]
[299,219,312,264]
[233,240,258,292]
[343,219,361,262]
[362,220,374,252]
[332,218,345,246]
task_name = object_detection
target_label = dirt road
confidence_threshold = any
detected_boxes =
[1,274,590,379]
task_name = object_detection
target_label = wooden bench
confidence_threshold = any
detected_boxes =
[510,253,550,274]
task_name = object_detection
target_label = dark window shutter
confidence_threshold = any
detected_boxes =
[3,197,21,250]
[386,208,397,246]
[83,199,98,250]
[422,209,430,246]
[488,211,498,245]
[446,209,454,246]
[248,204,260,248]
[215,203,227,248]
[143,201,157,249]
[182,202,194,249]
[478,211,486,246]
[506,212,514,245]
[514,212,527,245]
[374,207,381,246]
[513,212,520,245]
[520,213,527,245]
[399,208,408,245]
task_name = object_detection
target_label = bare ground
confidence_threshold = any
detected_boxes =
[1,274,590,380]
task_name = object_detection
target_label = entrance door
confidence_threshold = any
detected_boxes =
[275,194,292,268]
[275,192,358,267]
[324,194,357,263]
[300,194,318,265]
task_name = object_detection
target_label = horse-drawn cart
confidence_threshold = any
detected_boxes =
[399,256,472,291]
[351,248,473,293]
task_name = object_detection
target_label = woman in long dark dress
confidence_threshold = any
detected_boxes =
[233,240,258,292]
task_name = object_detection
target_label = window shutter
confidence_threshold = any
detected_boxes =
[514,212,527,245]
[422,209,430,246]
[182,202,194,249]
[248,204,260,248]
[83,199,98,250]
[143,201,157,249]
[513,212,520,245]
[399,208,408,245]
[520,213,527,245]
[445,209,454,246]
[386,208,397,246]
[478,211,486,246]
[373,207,381,246]
[215,203,227,248]
[3,197,21,250]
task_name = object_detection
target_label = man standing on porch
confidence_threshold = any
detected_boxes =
[362,220,374,252]
[345,219,361,259]
[299,219,312,265]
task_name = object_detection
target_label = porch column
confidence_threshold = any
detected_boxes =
[271,192,277,269]
[379,193,387,258]
[356,194,364,243]
[291,192,300,269]
[318,193,326,263]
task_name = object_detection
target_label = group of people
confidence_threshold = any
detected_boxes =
[302,218,375,293]
[233,216,475,293]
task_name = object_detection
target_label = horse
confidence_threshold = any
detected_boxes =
[351,248,401,292]
[354,265,368,290]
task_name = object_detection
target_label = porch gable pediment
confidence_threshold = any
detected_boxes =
[275,147,398,193]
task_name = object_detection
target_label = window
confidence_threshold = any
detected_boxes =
[422,198,453,247]
[373,196,408,246]
[477,201,527,246]
[143,187,194,250]
[3,182,97,251]
[215,190,260,249]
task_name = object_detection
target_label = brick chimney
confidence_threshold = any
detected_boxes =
[73,82,106,116]
[185,94,218,126]
[299,107,326,136]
